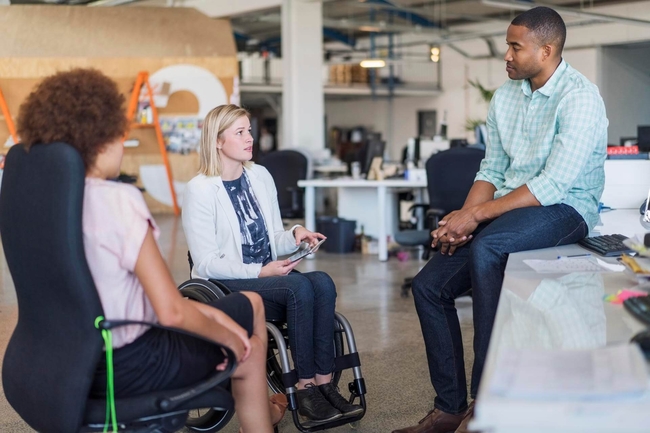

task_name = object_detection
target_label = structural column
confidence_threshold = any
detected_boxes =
[281,0,324,151]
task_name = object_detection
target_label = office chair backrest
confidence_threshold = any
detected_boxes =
[426,146,485,213]
[258,149,308,217]
[0,143,104,432]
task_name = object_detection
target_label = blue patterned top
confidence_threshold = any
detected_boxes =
[222,172,272,265]
[475,60,608,230]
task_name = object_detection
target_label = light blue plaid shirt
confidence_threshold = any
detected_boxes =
[475,60,608,231]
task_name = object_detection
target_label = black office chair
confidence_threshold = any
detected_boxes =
[395,146,485,297]
[0,143,236,433]
[258,150,308,219]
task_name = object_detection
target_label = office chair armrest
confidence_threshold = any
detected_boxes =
[426,208,446,218]
[407,203,429,212]
[426,208,446,230]
[286,186,305,214]
[98,319,237,411]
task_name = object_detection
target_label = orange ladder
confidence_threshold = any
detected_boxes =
[0,86,18,145]
[126,71,180,216]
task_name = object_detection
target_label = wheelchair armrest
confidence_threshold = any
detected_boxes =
[98,319,237,411]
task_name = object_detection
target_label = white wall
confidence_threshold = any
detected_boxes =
[599,44,650,144]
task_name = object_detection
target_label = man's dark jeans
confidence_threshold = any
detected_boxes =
[412,204,588,415]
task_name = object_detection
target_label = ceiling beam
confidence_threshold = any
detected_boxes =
[182,0,282,18]
[482,0,650,27]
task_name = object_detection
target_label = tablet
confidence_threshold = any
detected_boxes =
[288,239,326,262]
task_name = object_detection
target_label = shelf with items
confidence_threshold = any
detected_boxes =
[130,123,157,129]
[240,82,440,98]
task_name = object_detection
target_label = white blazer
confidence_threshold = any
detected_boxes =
[182,164,300,280]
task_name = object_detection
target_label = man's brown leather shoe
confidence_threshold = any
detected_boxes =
[392,408,464,433]
[454,401,476,433]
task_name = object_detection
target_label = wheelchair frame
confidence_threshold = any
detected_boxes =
[179,278,367,433]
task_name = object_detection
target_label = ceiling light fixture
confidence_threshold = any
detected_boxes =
[430,46,440,63]
[481,0,650,27]
[360,59,386,68]
[358,25,382,32]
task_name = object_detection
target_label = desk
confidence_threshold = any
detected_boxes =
[472,209,650,432]
[298,178,427,261]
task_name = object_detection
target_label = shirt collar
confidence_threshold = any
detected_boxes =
[520,59,567,98]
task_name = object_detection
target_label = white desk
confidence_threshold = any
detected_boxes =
[297,178,427,261]
[472,209,650,432]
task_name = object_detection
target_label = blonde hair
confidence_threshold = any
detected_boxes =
[198,104,253,177]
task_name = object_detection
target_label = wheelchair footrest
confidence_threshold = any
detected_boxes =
[290,395,367,433]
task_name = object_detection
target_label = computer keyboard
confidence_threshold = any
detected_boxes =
[623,296,650,326]
[577,234,634,257]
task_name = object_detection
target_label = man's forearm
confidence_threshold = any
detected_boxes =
[463,180,497,209]
[474,184,541,222]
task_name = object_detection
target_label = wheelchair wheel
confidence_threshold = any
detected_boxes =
[185,407,235,432]
[179,280,232,432]
[265,320,344,394]
[179,278,228,302]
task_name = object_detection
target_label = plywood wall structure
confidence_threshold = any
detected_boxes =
[0,5,238,213]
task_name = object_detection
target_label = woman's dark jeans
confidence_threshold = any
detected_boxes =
[412,204,588,415]
[218,271,337,379]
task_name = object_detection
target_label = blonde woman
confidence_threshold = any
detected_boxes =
[182,104,362,424]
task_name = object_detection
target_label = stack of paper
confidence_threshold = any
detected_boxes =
[523,257,624,273]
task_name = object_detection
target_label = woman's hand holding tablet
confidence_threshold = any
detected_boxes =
[288,238,326,262]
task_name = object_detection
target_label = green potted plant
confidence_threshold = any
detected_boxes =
[465,79,496,131]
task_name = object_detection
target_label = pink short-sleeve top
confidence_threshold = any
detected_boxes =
[82,178,160,349]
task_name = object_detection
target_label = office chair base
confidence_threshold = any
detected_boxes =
[401,278,413,298]
[81,411,189,433]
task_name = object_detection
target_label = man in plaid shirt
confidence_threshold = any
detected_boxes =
[395,7,607,433]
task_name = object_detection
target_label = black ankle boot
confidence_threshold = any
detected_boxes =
[318,383,364,417]
[296,383,342,423]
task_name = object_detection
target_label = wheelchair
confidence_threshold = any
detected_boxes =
[178,257,367,433]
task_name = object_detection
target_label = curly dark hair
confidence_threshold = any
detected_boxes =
[17,68,128,170]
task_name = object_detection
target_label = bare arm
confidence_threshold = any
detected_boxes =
[462,180,497,209]
[474,183,540,222]
[135,227,250,361]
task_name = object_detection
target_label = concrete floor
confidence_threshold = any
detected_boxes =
[0,215,475,433]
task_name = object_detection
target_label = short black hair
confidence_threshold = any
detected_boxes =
[511,6,566,55]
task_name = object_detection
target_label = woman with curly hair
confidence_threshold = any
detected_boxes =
[16,68,281,433]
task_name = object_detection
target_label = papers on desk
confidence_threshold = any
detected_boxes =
[523,257,625,273]
[489,344,650,401]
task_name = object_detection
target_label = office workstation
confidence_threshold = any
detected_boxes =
[472,209,650,432]
[3,1,650,433]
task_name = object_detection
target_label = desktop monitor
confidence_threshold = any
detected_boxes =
[361,139,385,177]
[637,126,650,152]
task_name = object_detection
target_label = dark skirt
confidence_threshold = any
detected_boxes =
[91,292,254,398]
